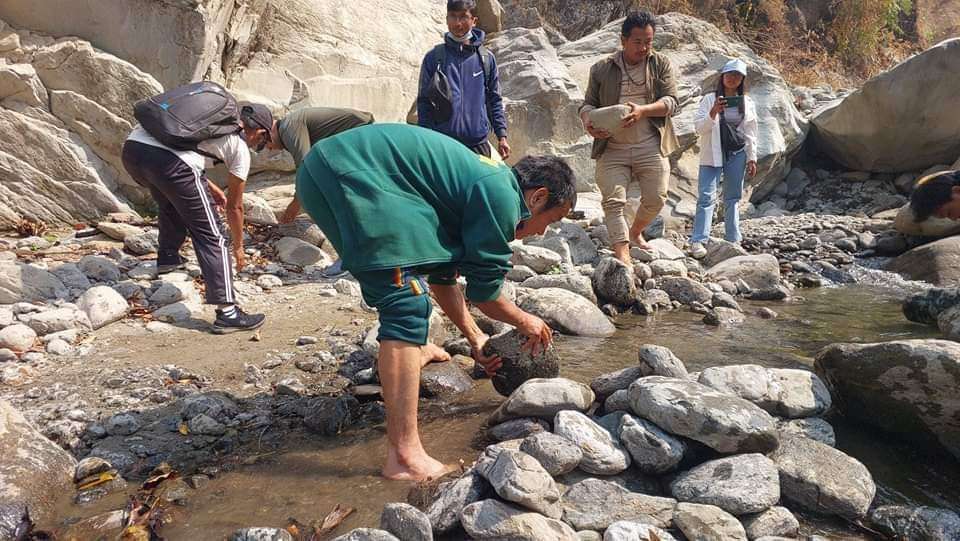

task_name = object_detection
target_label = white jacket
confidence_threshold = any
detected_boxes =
[694,92,758,167]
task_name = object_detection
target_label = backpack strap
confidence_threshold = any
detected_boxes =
[476,45,494,93]
[432,43,446,73]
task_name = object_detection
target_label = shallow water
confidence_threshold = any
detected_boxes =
[56,280,958,540]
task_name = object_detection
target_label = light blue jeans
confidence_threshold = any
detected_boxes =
[691,149,746,244]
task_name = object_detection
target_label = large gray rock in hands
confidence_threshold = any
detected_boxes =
[592,256,636,306]
[561,478,676,531]
[520,287,615,337]
[380,503,432,541]
[628,377,779,454]
[869,505,960,541]
[770,435,876,519]
[618,414,686,474]
[554,410,630,475]
[476,449,562,518]
[673,502,747,541]
[698,365,831,418]
[520,432,583,476]
[490,378,594,424]
[815,339,960,460]
[460,499,578,541]
[669,454,780,515]
[483,329,560,397]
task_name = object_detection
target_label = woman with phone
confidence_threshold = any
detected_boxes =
[688,58,758,259]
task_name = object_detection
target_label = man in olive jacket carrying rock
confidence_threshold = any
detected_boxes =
[579,11,680,266]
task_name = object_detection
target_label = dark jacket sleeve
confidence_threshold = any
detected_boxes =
[580,62,602,115]
[485,54,508,138]
[416,49,435,127]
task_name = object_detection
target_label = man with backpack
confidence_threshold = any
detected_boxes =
[417,0,510,159]
[121,82,272,334]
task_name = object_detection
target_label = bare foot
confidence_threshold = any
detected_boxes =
[382,452,454,481]
[420,343,451,368]
[630,230,652,250]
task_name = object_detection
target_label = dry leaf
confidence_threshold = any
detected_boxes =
[178,422,189,435]
[119,525,151,541]
[250,330,262,342]
[76,471,117,491]
[315,504,355,538]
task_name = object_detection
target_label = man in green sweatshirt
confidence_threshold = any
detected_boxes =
[297,123,577,481]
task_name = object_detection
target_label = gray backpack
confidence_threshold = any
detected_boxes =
[134,81,241,154]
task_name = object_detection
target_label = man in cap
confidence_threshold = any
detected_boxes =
[121,102,274,333]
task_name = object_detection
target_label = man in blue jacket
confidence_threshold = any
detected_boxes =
[417,0,511,160]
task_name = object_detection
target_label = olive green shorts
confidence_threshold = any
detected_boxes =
[354,267,433,345]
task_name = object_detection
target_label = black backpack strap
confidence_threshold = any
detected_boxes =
[476,45,494,93]
[433,43,446,72]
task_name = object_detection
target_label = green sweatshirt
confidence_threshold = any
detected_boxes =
[297,123,529,302]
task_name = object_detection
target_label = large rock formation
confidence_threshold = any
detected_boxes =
[0,0,271,89]
[0,399,78,538]
[888,236,960,287]
[811,38,960,173]
[228,0,445,121]
[815,340,960,460]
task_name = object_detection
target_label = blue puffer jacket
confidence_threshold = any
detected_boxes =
[416,29,508,147]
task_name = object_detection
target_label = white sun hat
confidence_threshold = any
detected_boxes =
[721,58,748,76]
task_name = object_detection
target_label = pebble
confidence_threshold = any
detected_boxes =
[276,378,306,396]
[297,336,319,346]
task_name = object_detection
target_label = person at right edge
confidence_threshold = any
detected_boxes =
[689,58,758,259]
[580,10,680,267]
[416,0,510,159]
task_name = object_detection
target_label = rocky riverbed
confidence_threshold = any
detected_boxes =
[2,194,960,540]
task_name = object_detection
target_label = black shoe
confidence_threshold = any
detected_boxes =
[212,307,266,334]
[157,255,188,274]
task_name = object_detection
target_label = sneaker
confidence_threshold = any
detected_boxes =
[689,242,707,259]
[157,255,188,274]
[212,307,266,334]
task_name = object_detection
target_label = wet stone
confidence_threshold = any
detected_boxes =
[488,417,549,442]
[554,410,630,475]
[869,505,960,541]
[75,457,112,481]
[483,329,561,397]
[520,431,582,476]
[741,506,800,540]
[104,413,141,436]
[188,414,226,436]
[669,454,781,515]
[561,478,676,531]
[380,503,432,541]
[229,528,295,541]
[419,362,473,399]
[426,469,491,534]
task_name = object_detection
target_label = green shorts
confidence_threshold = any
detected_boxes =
[354,267,433,345]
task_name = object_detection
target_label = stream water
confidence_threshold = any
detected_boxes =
[55,271,960,540]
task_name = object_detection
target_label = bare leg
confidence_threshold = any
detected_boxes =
[379,340,449,481]
[628,217,653,250]
[613,241,633,267]
[420,343,451,368]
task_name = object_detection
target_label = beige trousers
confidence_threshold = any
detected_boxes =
[595,145,669,244]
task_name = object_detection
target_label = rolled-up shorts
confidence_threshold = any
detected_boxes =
[354,267,434,345]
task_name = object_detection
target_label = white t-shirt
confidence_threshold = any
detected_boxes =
[126,125,251,181]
